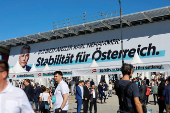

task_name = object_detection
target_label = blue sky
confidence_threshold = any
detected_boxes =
[0,0,170,41]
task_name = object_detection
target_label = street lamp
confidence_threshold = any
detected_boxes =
[119,0,124,65]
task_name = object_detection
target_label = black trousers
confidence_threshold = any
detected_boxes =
[98,92,101,99]
[55,109,67,113]
[90,99,97,113]
[142,102,147,113]
[153,94,157,105]
[83,100,89,113]
[158,99,166,113]
[40,101,49,113]
[146,95,149,104]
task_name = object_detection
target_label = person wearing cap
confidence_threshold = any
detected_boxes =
[54,71,69,113]
[0,60,34,113]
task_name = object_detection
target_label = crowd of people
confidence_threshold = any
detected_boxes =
[1,60,170,113]
[114,63,170,113]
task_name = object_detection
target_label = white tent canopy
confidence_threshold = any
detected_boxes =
[89,59,99,67]
[9,68,15,74]
[42,64,51,71]
[29,63,37,72]
[131,51,143,64]
[12,61,27,73]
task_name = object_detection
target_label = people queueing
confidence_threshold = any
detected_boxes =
[53,71,69,113]
[0,60,34,113]
[139,80,147,113]
[115,63,143,113]
[83,80,90,113]
[76,81,83,113]
[89,84,98,113]
[39,86,51,113]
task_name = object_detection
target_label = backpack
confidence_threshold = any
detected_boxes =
[116,81,136,113]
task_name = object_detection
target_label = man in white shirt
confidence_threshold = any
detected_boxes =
[151,72,156,79]
[0,60,34,113]
[54,71,69,113]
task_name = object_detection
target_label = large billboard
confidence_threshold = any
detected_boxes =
[8,20,170,72]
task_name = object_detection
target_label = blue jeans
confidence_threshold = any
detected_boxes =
[29,101,34,107]
[35,101,41,111]
[77,99,82,113]
[101,92,106,103]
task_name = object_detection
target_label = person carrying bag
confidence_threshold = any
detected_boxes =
[39,86,51,113]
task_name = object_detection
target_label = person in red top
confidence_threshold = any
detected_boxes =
[146,84,150,105]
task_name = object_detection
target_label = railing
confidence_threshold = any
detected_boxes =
[53,10,124,30]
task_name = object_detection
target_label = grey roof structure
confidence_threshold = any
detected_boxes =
[0,6,170,55]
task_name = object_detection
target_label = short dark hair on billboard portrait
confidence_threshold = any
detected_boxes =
[0,60,9,74]
[20,45,31,54]
[54,71,63,76]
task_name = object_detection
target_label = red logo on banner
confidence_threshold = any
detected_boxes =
[92,69,97,73]
[38,73,41,77]
[12,75,15,78]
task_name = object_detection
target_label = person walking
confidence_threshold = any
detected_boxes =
[104,82,108,99]
[89,84,98,113]
[101,83,106,104]
[54,71,69,113]
[35,83,42,113]
[139,80,147,113]
[98,82,102,99]
[76,81,83,113]
[24,79,35,107]
[70,79,75,95]
[158,80,166,113]
[90,79,95,86]
[109,82,113,97]
[115,63,143,113]
[152,83,158,105]
[146,84,150,105]
[163,76,170,113]
[0,60,34,113]
[39,86,51,113]
[83,80,90,113]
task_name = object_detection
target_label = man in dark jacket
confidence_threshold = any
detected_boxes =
[34,83,42,112]
[90,79,95,86]
[163,76,170,113]
[89,85,98,113]
[144,77,149,86]
[98,82,102,99]
[24,79,35,107]
[83,81,90,113]
[139,80,147,113]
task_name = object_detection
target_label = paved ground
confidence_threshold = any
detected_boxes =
[36,91,166,113]
[66,91,165,113]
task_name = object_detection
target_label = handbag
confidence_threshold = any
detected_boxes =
[52,96,56,103]
[42,93,49,110]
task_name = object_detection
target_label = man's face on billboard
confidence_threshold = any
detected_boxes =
[19,49,29,68]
